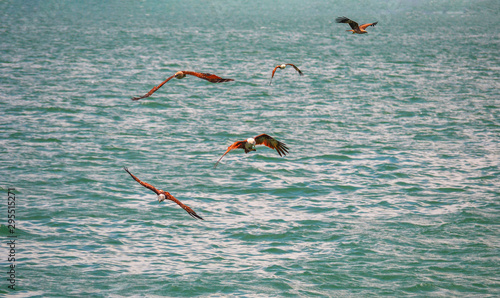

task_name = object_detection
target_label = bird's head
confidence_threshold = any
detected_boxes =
[279,64,287,69]
[158,193,166,202]
[174,71,186,79]
[247,138,257,151]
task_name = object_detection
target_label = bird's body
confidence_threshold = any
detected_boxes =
[131,70,233,100]
[270,63,303,84]
[214,134,289,168]
[123,167,204,220]
[335,16,378,34]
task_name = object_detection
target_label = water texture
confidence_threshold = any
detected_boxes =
[0,0,499,296]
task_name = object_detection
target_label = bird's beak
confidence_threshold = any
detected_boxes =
[158,194,166,202]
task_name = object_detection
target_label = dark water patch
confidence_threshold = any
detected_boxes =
[331,184,362,193]
[435,187,468,193]
[30,137,63,143]
[312,153,353,161]
[260,247,289,254]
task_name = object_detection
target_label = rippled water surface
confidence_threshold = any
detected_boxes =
[1,0,499,296]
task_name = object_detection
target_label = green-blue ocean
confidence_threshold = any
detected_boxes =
[1,0,499,296]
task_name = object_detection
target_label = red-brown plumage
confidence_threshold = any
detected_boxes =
[335,16,378,34]
[131,71,233,100]
[123,167,204,220]
[359,22,378,30]
[271,66,280,79]
[214,134,289,168]
[181,71,234,83]
[270,63,303,84]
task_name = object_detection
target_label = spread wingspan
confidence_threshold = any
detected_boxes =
[123,167,204,220]
[132,70,233,100]
[270,63,303,84]
[336,16,377,34]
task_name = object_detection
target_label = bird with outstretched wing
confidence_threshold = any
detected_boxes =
[132,71,234,100]
[124,167,204,220]
[270,63,303,84]
[214,134,289,168]
[335,16,378,34]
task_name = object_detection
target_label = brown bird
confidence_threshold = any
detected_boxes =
[123,167,204,220]
[131,71,234,100]
[270,63,303,84]
[335,16,378,34]
[214,134,289,168]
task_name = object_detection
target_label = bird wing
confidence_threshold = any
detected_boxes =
[124,167,161,195]
[164,192,204,220]
[124,167,203,220]
[359,21,378,30]
[270,65,281,79]
[254,134,289,157]
[335,16,359,30]
[214,140,247,168]
[131,74,176,100]
[285,63,303,76]
[182,71,234,83]
[269,65,282,85]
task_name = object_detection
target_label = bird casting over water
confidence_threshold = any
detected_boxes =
[123,167,204,220]
[335,16,378,34]
[131,71,234,100]
[214,134,289,168]
[270,63,303,84]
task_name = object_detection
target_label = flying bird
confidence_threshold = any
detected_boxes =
[270,63,303,84]
[123,167,204,220]
[335,16,378,34]
[214,134,289,168]
[131,71,234,100]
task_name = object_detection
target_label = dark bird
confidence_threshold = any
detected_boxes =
[124,167,204,220]
[132,71,234,100]
[214,134,289,168]
[335,16,378,34]
[270,63,303,84]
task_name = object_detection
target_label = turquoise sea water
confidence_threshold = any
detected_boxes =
[1,0,499,296]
